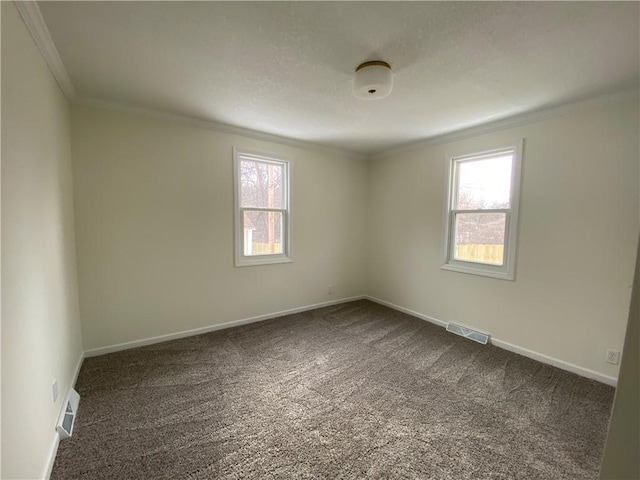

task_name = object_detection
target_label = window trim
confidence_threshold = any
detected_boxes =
[233,147,292,267]
[441,140,523,280]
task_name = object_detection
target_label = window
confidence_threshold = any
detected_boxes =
[442,141,523,280]
[234,148,291,267]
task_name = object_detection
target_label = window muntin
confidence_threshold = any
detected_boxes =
[442,143,523,280]
[234,149,291,266]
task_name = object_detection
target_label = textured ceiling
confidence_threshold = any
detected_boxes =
[38,1,639,156]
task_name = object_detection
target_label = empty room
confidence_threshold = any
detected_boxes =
[2,1,639,479]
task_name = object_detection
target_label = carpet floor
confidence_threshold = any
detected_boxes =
[51,300,614,479]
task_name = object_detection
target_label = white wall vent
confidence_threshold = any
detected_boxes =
[446,323,489,345]
[56,388,80,439]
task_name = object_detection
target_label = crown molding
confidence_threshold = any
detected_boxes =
[371,87,640,160]
[13,0,635,161]
[74,96,368,160]
[77,87,637,162]
[11,0,361,160]
[13,0,76,100]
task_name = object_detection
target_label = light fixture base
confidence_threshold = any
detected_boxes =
[353,61,393,100]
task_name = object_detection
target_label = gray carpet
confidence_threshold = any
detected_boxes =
[51,300,613,479]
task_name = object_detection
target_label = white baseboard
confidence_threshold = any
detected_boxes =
[42,433,60,480]
[84,295,366,357]
[365,295,618,387]
[490,338,617,387]
[71,350,85,387]
[366,296,448,329]
[45,298,365,476]
[42,292,615,480]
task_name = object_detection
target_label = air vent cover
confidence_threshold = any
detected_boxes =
[56,388,80,439]
[446,323,489,345]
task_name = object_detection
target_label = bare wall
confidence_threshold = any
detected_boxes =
[367,100,639,381]
[599,236,640,478]
[71,105,368,350]
[1,3,84,478]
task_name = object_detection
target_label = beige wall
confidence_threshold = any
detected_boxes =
[599,236,640,479]
[2,3,636,477]
[367,101,639,381]
[1,3,84,479]
[71,105,368,350]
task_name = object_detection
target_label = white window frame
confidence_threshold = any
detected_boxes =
[233,148,292,267]
[441,140,523,280]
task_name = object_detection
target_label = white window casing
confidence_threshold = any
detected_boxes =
[441,140,523,280]
[233,148,292,267]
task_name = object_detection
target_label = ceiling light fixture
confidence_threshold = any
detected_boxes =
[353,61,393,100]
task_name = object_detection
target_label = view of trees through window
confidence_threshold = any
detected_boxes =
[240,159,285,256]
[453,155,513,265]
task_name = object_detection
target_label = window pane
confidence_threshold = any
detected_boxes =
[243,210,283,256]
[454,212,506,265]
[240,159,284,209]
[456,155,512,210]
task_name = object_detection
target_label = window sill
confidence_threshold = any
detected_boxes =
[441,263,515,281]
[235,256,293,268]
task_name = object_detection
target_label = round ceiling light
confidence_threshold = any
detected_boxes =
[353,61,393,100]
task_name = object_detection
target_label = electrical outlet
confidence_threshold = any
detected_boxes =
[52,380,59,403]
[327,285,333,295]
[606,349,620,365]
